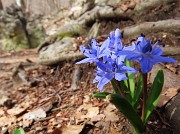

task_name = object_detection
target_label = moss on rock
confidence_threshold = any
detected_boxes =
[0,20,45,51]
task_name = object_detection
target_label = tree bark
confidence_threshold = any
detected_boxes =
[0,0,3,10]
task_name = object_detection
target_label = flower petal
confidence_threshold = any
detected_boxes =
[117,55,126,64]
[123,45,135,51]
[80,46,91,57]
[142,39,152,53]
[121,66,137,73]
[115,29,121,38]
[114,29,123,51]
[140,58,153,73]
[76,58,97,64]
[109,31,115,48]
[117,50,132,56]
[136,36,147,52]
[96,62,107,71]
[93,75,101,83]
[125,52,142,61]
[151,46,163,55]
[99,38,109,55]
[98,73,113,91]
[152,55,176,64]
[115,73,127,81]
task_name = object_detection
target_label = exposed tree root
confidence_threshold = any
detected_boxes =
[123,19,180,38]
[52,0,178,39]
[39,52,84,65]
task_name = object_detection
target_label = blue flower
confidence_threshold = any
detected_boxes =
[124,36,176,73]
[103,29,135,53]
[76,39,106,64]
[93,58,137,91]
[76,28,135,65]
[102,29,135,64]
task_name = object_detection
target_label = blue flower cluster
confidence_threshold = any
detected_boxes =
[77,29,176,91]
[120,35,176,73]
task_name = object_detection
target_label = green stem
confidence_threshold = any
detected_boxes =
[141,73,148,121]
[126,73,131,92]
[112,78,125,98]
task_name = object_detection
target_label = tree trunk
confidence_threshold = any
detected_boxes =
[0,0,3,10]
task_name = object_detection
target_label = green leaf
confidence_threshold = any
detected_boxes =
[119,80,129,93]
[93,92,111,99]
[119,80,132,103]
[13,128,25,134]
[108,94,144,134]
[133,74,143,109]
[125,60,135,99]
[144,70,164,124]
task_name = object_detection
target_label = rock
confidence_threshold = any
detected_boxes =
[26,20,45,48]
[165,93,180,134]
[150,64,180,89]
[0,4,45,51]
[87,22,101,39]
[52,21,87,40]
[107,0,123,6]
[150,64,180,133]
[70,0,95,19]
[98,6,115,18]
[39,37,84,65]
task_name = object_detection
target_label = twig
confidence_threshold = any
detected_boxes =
[69,65,82,90]
[51,104,70,112]
[53,64,61,82]
[84,74,90,89]
[55,94,62,106]
[112,79,125,98]
[154,109,171,127]
[34,116,53,123]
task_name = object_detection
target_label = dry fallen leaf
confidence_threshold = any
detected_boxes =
[41,101,54,112]
[0,115,17,126]
[62,125,84,134]
[23,108,46,120]
[91,114,105,122]
[157,86,180,107]
[75,104,99,121]
[0,108,5,116]
[0,96,9,105]
[83,95,91,104]
[95,121,110,133]
[104,104,119,122]
[7,102,30,115]
[7,95,37,115]
[22,118,34,128]
[12,64,30,87]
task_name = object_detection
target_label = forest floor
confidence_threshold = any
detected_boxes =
[0,37,179,134]
[0,0,180,133]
